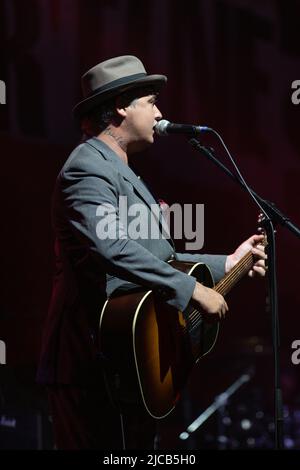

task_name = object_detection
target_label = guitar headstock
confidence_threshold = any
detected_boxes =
[257,212,269,247]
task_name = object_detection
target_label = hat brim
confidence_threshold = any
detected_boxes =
[72,74,167,119]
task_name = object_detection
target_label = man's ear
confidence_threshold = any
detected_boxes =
[115,97,127,118]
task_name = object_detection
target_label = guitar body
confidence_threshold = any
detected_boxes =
[99,261,219,419]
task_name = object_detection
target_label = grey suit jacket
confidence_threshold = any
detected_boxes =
[37,137,226,385]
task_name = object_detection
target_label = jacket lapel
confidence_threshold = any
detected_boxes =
[87,138,158,209]
[86,138,175,251]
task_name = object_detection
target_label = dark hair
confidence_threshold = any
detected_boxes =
[80,85,159,139]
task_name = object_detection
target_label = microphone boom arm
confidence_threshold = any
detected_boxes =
[188,138,300,237]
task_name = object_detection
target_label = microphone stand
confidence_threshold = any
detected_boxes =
[188,139,300,238]
[188,138,300,450]
[179,368,254,445]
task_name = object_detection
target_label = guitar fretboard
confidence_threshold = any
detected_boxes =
[214,251,254,296]
[184,242,264,340]
[183,250,254,338]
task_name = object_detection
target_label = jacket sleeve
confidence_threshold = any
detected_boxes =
[175,253,227,283]
[57,154,196,312]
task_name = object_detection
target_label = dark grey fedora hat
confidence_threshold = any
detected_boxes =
[73,55,167,119]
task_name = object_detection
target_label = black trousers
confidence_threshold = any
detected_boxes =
[47,384,157,450]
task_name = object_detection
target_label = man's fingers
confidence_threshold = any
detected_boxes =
[221,301,229,318]
[251,234,265,245]
[252,247,267,259]
[256,244,265,251]
[255,259,266,267]
[248,266,266,277]
[253,266,266,276]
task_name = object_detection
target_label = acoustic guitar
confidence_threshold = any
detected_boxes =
[99,244,261,419]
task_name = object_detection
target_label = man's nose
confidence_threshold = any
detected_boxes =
[154,105,162,120]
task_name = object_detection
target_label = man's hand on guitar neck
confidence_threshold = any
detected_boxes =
[225,234,267,278]
[191,234,267,320]
[192,282,228,319]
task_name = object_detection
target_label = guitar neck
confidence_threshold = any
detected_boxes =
[214,251,254,296]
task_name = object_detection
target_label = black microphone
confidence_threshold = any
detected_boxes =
[154,119,211,136]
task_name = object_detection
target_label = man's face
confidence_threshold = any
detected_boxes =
[123,94,162,152]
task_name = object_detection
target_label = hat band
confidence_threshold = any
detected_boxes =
[87,73,147,98]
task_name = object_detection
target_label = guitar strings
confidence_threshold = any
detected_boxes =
[216,252,253,296]
[182,251,253,334]
[181,240,265,338]
[216,252,253,293]
[179,251,253,336]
